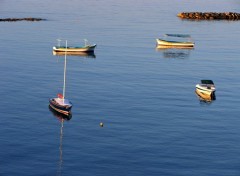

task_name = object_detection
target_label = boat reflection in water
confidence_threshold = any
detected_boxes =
[195,88,216,103]
[156,45,193,59]
[48,106,72,176]
[53,51,96,58]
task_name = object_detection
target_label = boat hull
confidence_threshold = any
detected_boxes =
[53,44,96,52]
[49,98,72,116]
[52,51,96,58]
[156,39,194,47]
[195,88,216,101]
[49,105,72,120]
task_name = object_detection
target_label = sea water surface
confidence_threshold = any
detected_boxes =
[0,0,240,175]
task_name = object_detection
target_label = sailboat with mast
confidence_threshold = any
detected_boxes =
[49,40,73,116]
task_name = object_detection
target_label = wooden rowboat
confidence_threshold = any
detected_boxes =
[156,34,194,47]
[53,44,96,52]
[53,39,96,52]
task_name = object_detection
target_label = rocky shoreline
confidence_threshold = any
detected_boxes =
[177,12,240,20]
[0,18,45,22]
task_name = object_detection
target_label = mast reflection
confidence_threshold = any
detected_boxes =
[49,106,72,176]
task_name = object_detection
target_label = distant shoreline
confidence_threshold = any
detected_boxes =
[0,18,45,22]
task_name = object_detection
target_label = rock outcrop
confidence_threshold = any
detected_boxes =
[177,12,240,20]
[0,18,45,22]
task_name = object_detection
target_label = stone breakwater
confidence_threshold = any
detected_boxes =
[178,12,240,20]
[0,18,45,22]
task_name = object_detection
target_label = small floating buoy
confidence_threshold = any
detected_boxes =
[100,122,104,127]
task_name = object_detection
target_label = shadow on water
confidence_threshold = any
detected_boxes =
[53,51,96,58]
[48,106,72,176]
[156,46,193,59]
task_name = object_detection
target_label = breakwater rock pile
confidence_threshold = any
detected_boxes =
[0,18,45,22]
[177,12,240,20]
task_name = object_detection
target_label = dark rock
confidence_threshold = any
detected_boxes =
[0,18,45,22]
[177,12,240,20]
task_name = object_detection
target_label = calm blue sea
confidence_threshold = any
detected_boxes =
[1,0,240,175]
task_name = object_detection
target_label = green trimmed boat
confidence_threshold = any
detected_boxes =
[53,39,96,52]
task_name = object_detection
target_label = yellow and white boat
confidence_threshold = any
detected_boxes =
[195,80,216,99]
[156,34,194,48]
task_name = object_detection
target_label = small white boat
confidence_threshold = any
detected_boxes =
[53,39,96,53]
[49,95,73,115]
[196,80,216,97]
[156,34,194,47]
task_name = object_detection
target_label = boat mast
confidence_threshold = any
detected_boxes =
[57,39,61,47]
[63,40,67,101]
[84,39,87,46]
